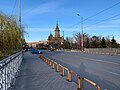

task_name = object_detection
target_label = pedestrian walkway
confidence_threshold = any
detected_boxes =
[11,52,77,90]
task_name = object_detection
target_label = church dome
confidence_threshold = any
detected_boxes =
[48,33,53,39]
[55,23,60,31]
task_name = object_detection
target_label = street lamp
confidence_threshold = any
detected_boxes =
[77,14,84,51]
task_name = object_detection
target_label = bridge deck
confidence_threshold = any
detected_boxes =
[11,52,77,90]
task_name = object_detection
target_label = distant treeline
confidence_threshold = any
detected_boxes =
[64,33,119,49]
[0,12,25,60]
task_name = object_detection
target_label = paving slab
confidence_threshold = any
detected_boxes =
[11,52,77,90]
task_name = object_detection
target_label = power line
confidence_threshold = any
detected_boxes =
[84,1,120,21]
[12,0,17,14]
[84,17,120,22]
[84,13,120,29]
[70,1,120,28]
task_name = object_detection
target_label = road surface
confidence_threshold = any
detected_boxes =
[43,50,120,90]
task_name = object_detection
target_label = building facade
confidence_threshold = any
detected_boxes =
[48,23,64,49]
[27,40,48,49]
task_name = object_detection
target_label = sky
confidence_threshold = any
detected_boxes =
[0,0,120,43]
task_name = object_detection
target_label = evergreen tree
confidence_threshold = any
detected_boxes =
[64,37,71,49]
[111,37,118,48]
[100,37,106,48]
[91,36,100,48]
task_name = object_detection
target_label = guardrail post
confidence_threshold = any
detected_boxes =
[56,64,60,72]
[44,58,47,63]
[43,57,45,62]
[46,58,48,63]
[51,62,55,69]
[66,70,71,82]
[47,59,48,63]
[47,59,49,64]
[97,85,100,90]
[61,67,64,76]
[77,76,81,90]
[45,58,47,63]
[81,78,84,90]
[49,60,52,66]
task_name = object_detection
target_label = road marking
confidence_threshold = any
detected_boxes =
[109,71,120,76]
[79,56,120,65]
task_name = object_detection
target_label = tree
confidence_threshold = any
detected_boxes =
[111,37,118,48]
[64,37,71,49]
[83,34,90,48]
[85,37,90,48]
[0,13,25,58]
[91,36,100,48]
[74,32,90,49]
[105,36,111,48]
[100,37,106,48]
[74,32,82,46]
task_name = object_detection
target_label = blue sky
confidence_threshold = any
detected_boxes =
[0,0,120,43]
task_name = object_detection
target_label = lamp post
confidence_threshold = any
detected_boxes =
[62,30,65,50]
[77,14,84,51]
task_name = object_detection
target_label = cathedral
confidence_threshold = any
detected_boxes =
[48,23,64,49]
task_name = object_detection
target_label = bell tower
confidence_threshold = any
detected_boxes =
[55,23,60,38]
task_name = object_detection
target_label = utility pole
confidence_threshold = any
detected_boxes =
[77,14,84,51]
[18,0,24,39]
[81,16,84,51]
[18,0,21,28]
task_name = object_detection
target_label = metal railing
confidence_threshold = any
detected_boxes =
[84,48,120,55]
[39,55,100,90]
[0,51,23,90]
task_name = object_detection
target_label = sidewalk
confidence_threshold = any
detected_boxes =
[12,52,77,90]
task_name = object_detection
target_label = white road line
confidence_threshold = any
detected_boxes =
[108,71,120,76]
[79,56,120,65]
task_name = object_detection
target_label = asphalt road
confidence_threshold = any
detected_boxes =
[43,50,120,90]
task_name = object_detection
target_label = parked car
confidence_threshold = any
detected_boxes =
[31,49,43,54]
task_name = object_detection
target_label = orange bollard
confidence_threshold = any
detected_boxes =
[66,70,71,82]
[52,62,55,69]
[45,59,47,62]
[47,59,50,64]
[49,60,52,66]
[56,64,60,72]
[97,85,100,90]
[61,67,64,76]
[77,76,81,90]
[81,78,84,90]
